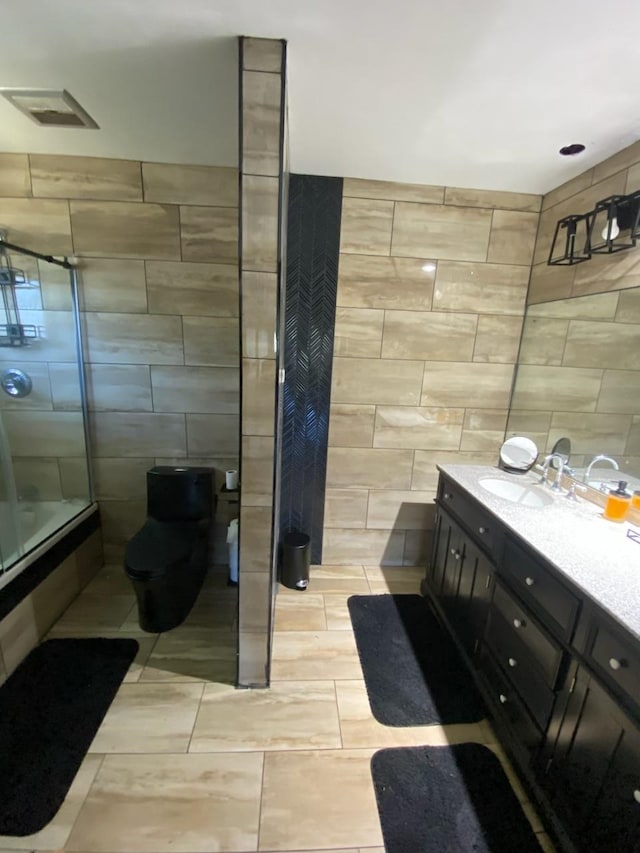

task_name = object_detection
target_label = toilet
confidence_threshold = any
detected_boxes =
[124,466,215,632]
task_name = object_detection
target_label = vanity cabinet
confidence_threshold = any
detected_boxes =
[424,470,640,852]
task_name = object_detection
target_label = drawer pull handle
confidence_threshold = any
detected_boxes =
[525,577,535,587]
[499,693,508,704]
[609,657,625,671]
[634,790,640,804]
[444,492,452,500]
[508,657,517,668]
[450,548,456,555]
[478,526,488,534]
[513,618,524,629]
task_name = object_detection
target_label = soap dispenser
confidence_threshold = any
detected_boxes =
[603,481,631,523]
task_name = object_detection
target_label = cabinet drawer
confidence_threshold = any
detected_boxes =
[477,646,542,757]
[502,538,580,641]
[492,578,563,688]
[588,621,640,712]
[439,478,501,560]
[486,610,556,731]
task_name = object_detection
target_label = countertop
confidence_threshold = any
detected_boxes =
[438,464,640,643]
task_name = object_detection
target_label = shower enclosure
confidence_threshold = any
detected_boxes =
[0,238,92,586]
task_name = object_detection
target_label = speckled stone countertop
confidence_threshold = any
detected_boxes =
[438,464,640,643]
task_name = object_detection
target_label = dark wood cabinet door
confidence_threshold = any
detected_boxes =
[427,509,449,596]
[468,543,494,652]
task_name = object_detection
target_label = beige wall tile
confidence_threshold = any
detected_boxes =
[381,309,477,361]
[241,175,279,271]
[0,308,76,363]
[518,318,569,365]
[403,528,432,567]
[326,447,413,489]
[38,256,74,310]
[78,258,147,313]
[597,370,640,413]
[70,200,180,259]
[3,410,85,457]
[241,435,274,502]
[183,317,239,366]
[86,363,153,412]
[367,490,434,529]
[617,287,640,322]
[0,153,31,196]
[84,312,183,364]
[343,177,444,204]
[334,307,384,357]
[444,186,540,212]
[186,414,239,456]
[324,488,368,528]
[473,314,523,363]
[572,248,640,297]
[239,572,271,632]
[99,499,147,554]
[328,404,375,447]
[241,271,277,359]
[421,362,514,408]
[75,529,105,588]
[322,529,405,566]
[142,163,238,207]
[180,205,238,264]
[542,169,594,211]
[510,365,603,412]
[373,406,464,450]
[530,291,619,320]
[13,457,62,500]
[31,554,79,636]
[243,37,282,72]
[90,412,186,457]
[487,210,539,266]
[59,457,91,500]
[460,408,508,451]
[527,262,574,304]
[411,450,499,490]
[242,358,276,435]
[0,197,71,253]
[48,362,81,410]
[238,630,269,686]
[563,320,640,370]
[505,410,552,450]
[592,140,640,183]
[240,505,273,572]
[93,457,153,500]
[549,412,632,455]
[391,202,492,262]
[433,261,529,315]
[0,361,52,410]
[626,161,640,194]
[152,366,239,414]
[146,260,238,317]
[626,417,640,454]
[337,254,434,310]
[340,197,394,256]
[242,71,282,176]
[0,597,38,674]
[31,154,142,201]
[332,357,424,405]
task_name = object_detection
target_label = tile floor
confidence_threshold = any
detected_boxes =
[0,563,556,853]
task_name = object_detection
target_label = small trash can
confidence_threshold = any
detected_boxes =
[226,518,239,585]
[281,532,310,590]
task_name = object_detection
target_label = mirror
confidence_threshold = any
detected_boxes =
[550,437,571,469]
[499,436,539,472]
[506,286,640,492]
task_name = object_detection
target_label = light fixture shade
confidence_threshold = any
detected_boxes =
[586,195,636,254]
[548,214,591,265]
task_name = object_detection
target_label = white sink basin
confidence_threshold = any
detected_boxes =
[478,477,554,508]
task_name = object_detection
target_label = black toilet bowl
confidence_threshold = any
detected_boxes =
[124,467,214,633]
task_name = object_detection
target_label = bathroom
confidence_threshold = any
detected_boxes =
[0,4,639,852]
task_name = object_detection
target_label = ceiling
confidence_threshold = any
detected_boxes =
[2,0,640,193]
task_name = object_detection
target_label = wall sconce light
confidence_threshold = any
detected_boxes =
[586,195,639,254]
[548,214,591,265]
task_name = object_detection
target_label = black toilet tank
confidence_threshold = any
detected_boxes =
[146,467,213,523]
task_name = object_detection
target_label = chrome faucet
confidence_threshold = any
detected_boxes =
[583,454,620,483]
[539,453,565,492]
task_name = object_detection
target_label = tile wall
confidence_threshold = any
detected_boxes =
[0,153,240,561]
[237,37,286,686]
[323,179,541,566]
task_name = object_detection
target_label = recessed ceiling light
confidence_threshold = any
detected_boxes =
[0,88,99,129]
[559,143,585,156]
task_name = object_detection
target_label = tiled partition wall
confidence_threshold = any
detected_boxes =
[0,153,239,560]
[507,139,640,462]
[237,37,286,687]
[323,180,542,566]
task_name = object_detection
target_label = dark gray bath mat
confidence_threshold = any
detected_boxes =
[348,594,485,726]
[0,637,138,835]
[371,743,542,852]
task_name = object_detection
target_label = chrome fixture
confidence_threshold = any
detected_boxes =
[539,453,565,491]
[548,214,591,265]
[1,368,32,398]
[583,455,620,483]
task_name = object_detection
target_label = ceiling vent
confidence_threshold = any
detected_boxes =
[0,88,99,129]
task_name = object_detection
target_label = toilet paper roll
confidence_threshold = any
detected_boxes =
[225,469,238,490]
